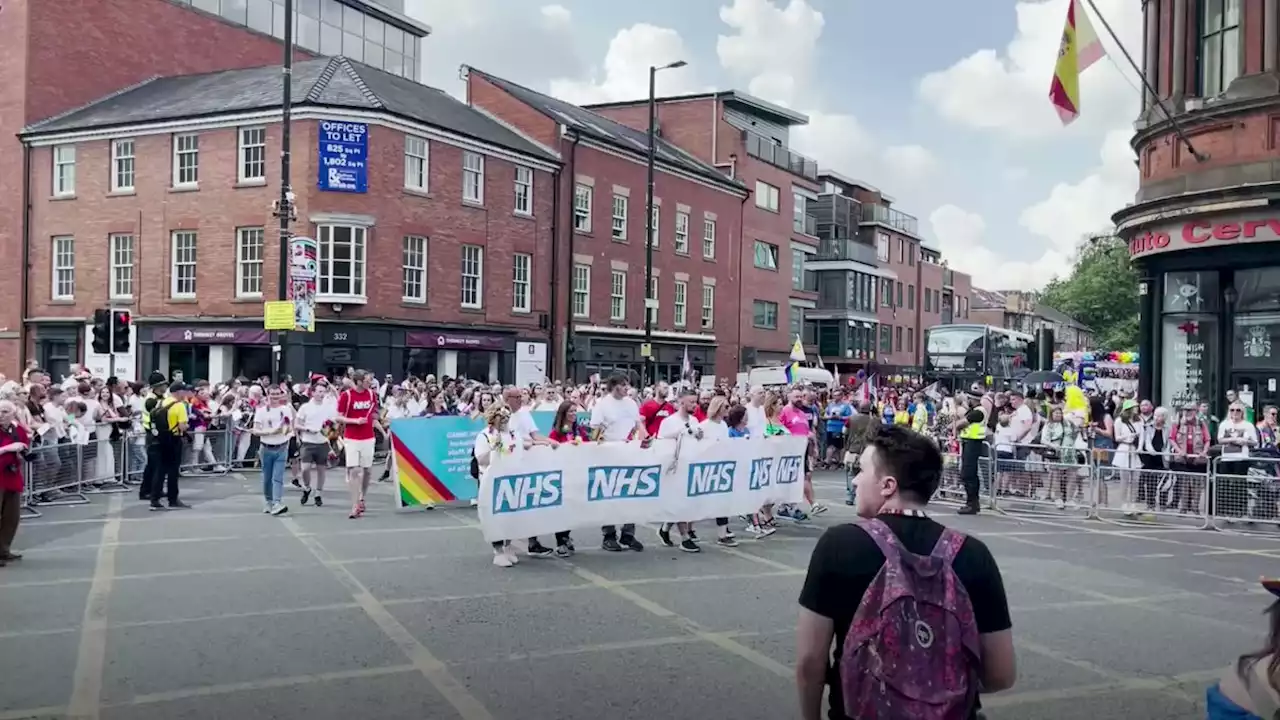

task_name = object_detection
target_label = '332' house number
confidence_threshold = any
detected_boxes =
[331,332,348,342]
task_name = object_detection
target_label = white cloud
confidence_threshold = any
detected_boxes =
[548,24,704,104]
[930,205,1069,290]
[539,4,572,29]
[882,145,939,183]
[1019,128,1137,253]
[715,0,824,107]
[918,0,1142,139]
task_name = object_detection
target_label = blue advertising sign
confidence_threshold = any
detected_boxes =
[317,121,368,193]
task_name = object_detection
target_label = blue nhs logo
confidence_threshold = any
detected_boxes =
[687,461,735,497]
[749,456,803,489]
[492,472,563,514]
[587,465,661,501]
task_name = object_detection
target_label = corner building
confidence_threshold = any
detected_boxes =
[1117,0,1280,413]
[466,69,749,382]
[0,0,428,376]
[22,57,558,383]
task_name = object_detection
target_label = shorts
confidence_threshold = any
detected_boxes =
[825,433,844,450]
[300,441,330,466]
[344,438,376,468]
[996,451,1020,474]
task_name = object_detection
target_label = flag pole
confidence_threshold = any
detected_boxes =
[1081,0,1207,162]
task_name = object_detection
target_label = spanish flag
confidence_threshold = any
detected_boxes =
[1048,0,1106,125]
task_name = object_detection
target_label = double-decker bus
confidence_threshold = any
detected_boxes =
[924,324,1033,385]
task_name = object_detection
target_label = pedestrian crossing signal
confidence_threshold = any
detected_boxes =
[112,311,131,353]
[91,308,111,355]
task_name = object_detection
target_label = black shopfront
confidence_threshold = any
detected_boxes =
[568,333,716,385]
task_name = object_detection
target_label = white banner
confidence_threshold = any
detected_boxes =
[478,435,808,542]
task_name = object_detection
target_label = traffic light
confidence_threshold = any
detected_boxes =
[91,308,111,355]
[112,310,131,353]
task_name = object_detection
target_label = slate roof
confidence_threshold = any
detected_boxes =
[465,67,746,193]
[970,287,1008,310]
[970,288,1091,331]
[23,57,558,162]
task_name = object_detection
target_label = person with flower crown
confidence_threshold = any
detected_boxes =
[473,402,531,568]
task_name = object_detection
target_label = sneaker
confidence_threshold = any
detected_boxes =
[212,465,227,473]
[757,525,777,538]
[679,538,700,553]
[149,502,168,512]
[555,543,573,558]
[621,535,645,552]
[777,506,795,519]
[314,495,323,508]
[810,503,828,515]
[503,545,519,565]
[270,503,289,516]
[602,536,623,552]
[349,505,362,519]
[1055,498,1066,510]
[789,509,810,523]
[957,504,980,515]
[845,498,856,506]
[263,502,273,514]
[470,498,478,508]
[657,524,675,548]
[687,528,699,543]
[291,479,302,489]
[527,542,554,558]
[357,498,366,513]
[168,500,191,509]
[564,538,575,553]
[716,534,740,547]
[300,489,312,506]
[493,550,514,568]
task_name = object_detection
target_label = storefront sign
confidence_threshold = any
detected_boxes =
[1130,212,1280,258]
[406,331,506,351]
[152,328,271,345]
[317,121,368,193]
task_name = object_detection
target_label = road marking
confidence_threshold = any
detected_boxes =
[280,517,494,720]
[113,664,416,707]
[982,667,1222,708]
[979,513,1280,555]
[17,522,476,553]
[66,493,123,720]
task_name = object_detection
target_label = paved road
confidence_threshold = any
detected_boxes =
[1,470,1278,720]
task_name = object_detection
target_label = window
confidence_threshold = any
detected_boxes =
[172,134,199,187]
[238,126,266,183]
[51,236,74,299]
[402,235,427,302]
[611,194,627,240]
[789,304,804,339]
[703,219,716,259]
[573,184,592,232]
[702,284,715,329]
[610,270,626,321]
[512,253,531,312]
[461,244,483,308]
[897,239,905,263]
[752,300,779,329]
[895,325,903,352]
[674,211,690,254]
[235,227,265,298]
[908,245,916,267]
[111,139,135,192]
[649,206,660,247]
[908,328,915,354]
[896,281,903,307]
[317,224,366,299]
[404,135,428,191]
[462,151,484,203]
[52,145,76,196]
[109,233,134,300]
[514,166,533,215]
[876,232,890,262]
[1200,0,1241,96]
[882,280,893,307]
[792,193,808,233]
[754,240,779,270]
[907,284,915,310]
[673,280,687,326]
[170,231,198,298]
[880,325,892,353]
[791,249,806,290]
[572,264,590,318]
[647,276,658,324]
[925,289,932,313]
[754,181,780,212]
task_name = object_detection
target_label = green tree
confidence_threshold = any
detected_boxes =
[1038,233,1139,350]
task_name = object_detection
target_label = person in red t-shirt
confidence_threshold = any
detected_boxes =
[337,370,380,519]
[0,401,31,566]
[639,383,676,439]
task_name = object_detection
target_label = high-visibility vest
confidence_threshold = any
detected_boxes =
[960,406,988,440]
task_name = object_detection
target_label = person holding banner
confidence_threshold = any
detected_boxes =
[474,403,528,567]
[589,372,648,553]
[698,395,739,547]
[656,388,705,554]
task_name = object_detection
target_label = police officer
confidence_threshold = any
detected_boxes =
[953,392,989,515]
[150,382,193,511]
[139,372,167,503]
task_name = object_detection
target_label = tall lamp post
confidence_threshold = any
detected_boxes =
[273,0,297,383]
[643,60,686,387]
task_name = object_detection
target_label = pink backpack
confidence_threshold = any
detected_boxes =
[840,519,982,719]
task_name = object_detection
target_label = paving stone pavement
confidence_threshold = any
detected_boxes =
[1,470,1278,719]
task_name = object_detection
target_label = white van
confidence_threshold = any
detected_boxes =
[747,365,835,389]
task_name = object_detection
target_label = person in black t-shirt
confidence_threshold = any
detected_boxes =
[795,425,1017,720]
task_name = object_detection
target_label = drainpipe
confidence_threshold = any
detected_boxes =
[563,130,581,380]
[548,163,560,378]
[19,142,31,370]
[736,176,748,372]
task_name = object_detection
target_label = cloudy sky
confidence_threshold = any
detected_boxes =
[404,0,1143,291]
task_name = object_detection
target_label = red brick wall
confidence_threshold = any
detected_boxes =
[27,120,554,338]
[591,98,721,165]
[0,0,33,373]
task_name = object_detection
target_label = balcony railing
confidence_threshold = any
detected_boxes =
[815,237,880,265]
[793,213,817,236]
[744,131,819,181]
[861,203,919,236]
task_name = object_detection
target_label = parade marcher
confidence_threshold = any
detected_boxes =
[253,385,295,516]
[656,388,704,553]
[337,370,380,519]
[588,372,647,552]
[0,401,30,567]
[295,382,333,507]
[474,402,525,568]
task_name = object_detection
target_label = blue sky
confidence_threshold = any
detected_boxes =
[407,0,1142,290]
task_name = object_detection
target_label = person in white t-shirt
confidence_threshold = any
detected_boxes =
[1218,402,1260,519]
[698,395,738,547]
[253,387,295,516]
[295,383,335,508]
[473,403,529,568]
[588,373,648,552]
[657,388,704,554]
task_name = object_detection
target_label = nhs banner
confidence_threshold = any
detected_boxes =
[477,436,807,542]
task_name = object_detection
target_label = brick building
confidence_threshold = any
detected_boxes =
[969,289,1092,351]
[465,69,749,382]
[584,91,822,369]
[21,57,559,383]
[1,0,429,377]
[1116,0,1280,412]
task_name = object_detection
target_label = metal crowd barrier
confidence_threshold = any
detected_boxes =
[937,441,994,509]
[1209,454,1280,532]
[988,442,1094,519]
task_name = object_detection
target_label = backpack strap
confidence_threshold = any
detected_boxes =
[859,518,903,562]
[930,528,967,564]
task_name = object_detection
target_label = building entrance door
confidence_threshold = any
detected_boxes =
[1230,372,1280,418]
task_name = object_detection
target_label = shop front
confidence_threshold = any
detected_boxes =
[568,329,717,385]
[144,325,273,382]
[1124,208,1280,416]
[404,330,523,384]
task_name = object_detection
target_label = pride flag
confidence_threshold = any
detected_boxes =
[1048,0,1106,125]
[783,362,800,384]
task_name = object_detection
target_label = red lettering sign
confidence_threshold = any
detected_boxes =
[1129,215,1280,257]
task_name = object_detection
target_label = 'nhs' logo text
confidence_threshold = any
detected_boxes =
[687,462,735,497]
[492,472,563,514]
[749,456,803,489]
[588,465,661,501]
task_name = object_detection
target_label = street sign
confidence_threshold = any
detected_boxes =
[640,342,652,359]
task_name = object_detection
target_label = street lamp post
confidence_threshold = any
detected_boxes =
[273,0,296,384]
[643,60,686,387]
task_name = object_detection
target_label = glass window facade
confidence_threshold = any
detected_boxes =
[1161,271,1220,409]
[173,0,421,81]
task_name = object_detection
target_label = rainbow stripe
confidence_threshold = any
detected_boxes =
[392,433,458,507]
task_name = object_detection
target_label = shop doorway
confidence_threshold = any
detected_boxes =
[166,345,210,383]
[1230,373,1280,415]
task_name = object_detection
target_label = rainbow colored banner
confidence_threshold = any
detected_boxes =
[390,413,558,509]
